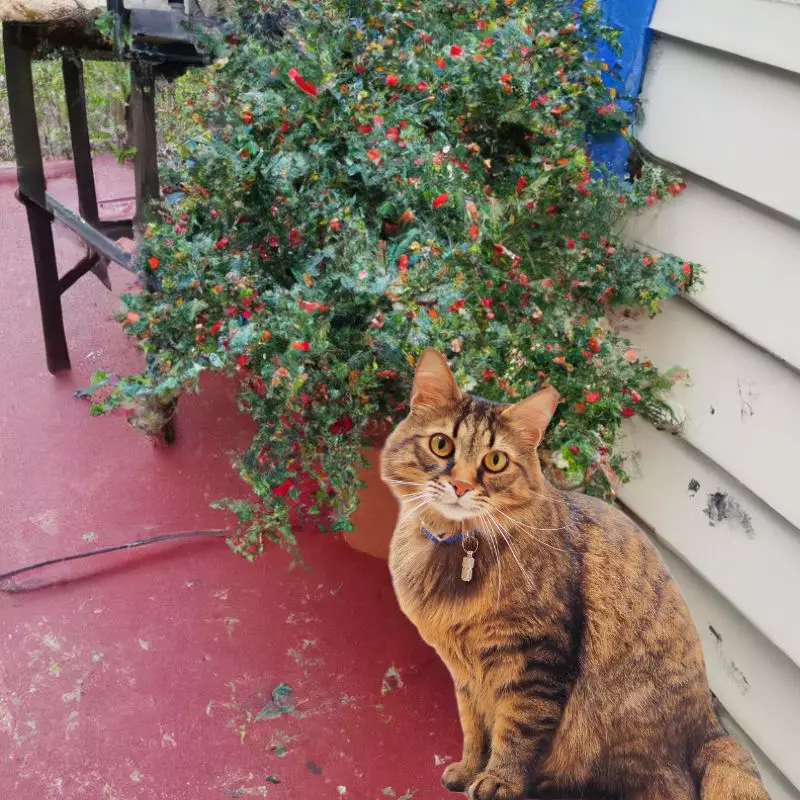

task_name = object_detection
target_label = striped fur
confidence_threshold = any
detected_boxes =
[381,350,769,800]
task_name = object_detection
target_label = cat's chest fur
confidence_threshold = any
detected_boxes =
[389,522,542,677]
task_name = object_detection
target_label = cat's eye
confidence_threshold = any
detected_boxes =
[482,450,509,473]
[429,433,455,458]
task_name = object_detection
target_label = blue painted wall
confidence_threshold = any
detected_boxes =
[588,0,659,177]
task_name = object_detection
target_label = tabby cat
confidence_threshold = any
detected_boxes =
[381,349,769,800]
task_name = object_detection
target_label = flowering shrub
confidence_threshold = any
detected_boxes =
[87,0,699,558]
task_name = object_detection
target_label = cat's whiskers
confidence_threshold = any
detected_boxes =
[402,498,428,514]
[478,512,503,605]
[495,498,574,533]
[401,496,431,518]
[481,510,535,590]
[387,479,429,488]
[400,490,428,502]
[487,502,572,554]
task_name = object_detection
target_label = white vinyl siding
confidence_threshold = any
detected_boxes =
[620,3,800,795]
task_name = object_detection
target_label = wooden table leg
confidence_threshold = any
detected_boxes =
[3,23,70,373]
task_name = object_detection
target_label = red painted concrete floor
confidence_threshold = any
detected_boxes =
[0,157,460,799]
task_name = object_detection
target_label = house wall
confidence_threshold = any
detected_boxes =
[620,2,800,797]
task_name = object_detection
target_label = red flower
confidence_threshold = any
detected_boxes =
[378,370,399,379]
[241,110,253,124]
[482,368,495,381]
[579,232,589,240]
[449,299,465,312]
[432,193,449,209]
[516,176,527,193]
[329,415,354,435]
[367,148,381,165]
[397,254,409,270]
[480,37,494,46]
[215,238,229,249]
[681,262,692,275]
[540,278,553,288]
[299,300,329,312]
[450,45,463,57]
[499,72,512,83]
[480,297,492,308]
[468,225,479,239]
[587,337,601,353]
[585,391,601,404]
[565,237,576,249]
[568,445,580,456]
[416,80,429,91]
[386,74,398,87]
[236,355,248,367]
[493,243,504,255]
[288,229,302,247]
[272,478,295,497]
[147,256,159,270]
[290,341,310,351]
[210,320,223,335]
[287,68,317,97]
[329,219,341,230]
[435,57,446,69]
[621,406,636,418]
[357,123,373,134]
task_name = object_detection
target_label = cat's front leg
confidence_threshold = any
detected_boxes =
[441,687,487,792]
[468,691,565,800]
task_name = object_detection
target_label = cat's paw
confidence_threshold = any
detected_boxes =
[468,771,525,800]
[441,761,479,793]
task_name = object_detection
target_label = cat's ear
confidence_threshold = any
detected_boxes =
[410,349,459,410]
[501,386,560,447]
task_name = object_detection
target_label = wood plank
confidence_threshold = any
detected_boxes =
[619,417,800,667]
[651,0,800,76]
[638,37,800,222]
[618,299,800,532]
[0,1,103,23]
[652,540,800,788]
[624,175,800,372]
[718,706,800,800]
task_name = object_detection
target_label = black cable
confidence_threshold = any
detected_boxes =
[0,529,230,589]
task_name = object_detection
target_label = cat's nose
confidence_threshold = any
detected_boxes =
[450,480,475,498]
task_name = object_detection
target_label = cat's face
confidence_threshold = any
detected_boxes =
[382,350,559,526]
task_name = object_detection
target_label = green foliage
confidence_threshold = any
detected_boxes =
[85,0,701,557]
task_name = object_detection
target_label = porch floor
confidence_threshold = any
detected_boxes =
[0,157,459,799]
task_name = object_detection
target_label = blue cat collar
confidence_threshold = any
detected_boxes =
[422,527,464,545]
